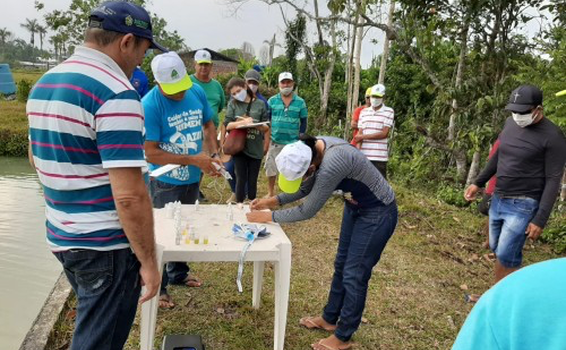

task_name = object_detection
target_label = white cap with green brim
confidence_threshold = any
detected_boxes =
[151,51,192,95]
[276,141,312,193]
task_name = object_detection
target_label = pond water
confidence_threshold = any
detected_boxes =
[0,157,61,350]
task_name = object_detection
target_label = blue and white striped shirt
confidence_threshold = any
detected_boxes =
[27,46,147,251]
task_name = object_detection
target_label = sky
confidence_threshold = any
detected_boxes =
[1,0,387,68]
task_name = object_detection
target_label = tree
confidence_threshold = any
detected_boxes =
[0,28,13,46]
[263,33,281,66]
[259,45,270,65]
[37,25,47,51]
[241,41,255,60]
[37,0,186,55]
[20,18,39,47]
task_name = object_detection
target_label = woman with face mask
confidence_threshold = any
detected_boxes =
[223,77,270,206]
[247,134,398,350]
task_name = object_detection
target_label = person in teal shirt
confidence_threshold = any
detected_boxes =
[265,71,308,197]
[190,49,226,129]
[453,258,566,350]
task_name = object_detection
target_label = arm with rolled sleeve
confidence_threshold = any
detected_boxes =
[531,134,566,228]
[200,88,217,155]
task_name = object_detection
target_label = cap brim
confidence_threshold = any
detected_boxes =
[278,174,302,193]
[150,40,168,53]
[505,103,534,113]
[160,74,193,95]
[556,90,566,97]
[196,60,212,64]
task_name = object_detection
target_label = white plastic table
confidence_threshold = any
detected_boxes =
[140,204,292,350]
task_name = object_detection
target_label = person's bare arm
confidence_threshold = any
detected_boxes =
[264,127,271,155]
[144,141,221,175]
[108,167,159,303]
[220,123,227,148]
[226,117,253,131]
[28,141,35,169]
[203,120,219,156]
[358,126,390,141]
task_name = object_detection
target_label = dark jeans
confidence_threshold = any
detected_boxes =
[53,248,141,350]
[371,161,387,180]
[224,157,237,193]
[322,201,398,342]
[233,153,262,203]
[150,179,200,295]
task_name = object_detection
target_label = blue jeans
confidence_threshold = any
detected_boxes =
[150,179,200,294]
[53,248,141,350]
[224,158,237,193]
[489,193,539,268]
[322,201,398,342]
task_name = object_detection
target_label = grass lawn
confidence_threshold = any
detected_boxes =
[0,99,28,132]
[46,174,564,350]
[12,70,44,85]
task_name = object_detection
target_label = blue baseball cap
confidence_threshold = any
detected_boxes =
[88,1,167,52]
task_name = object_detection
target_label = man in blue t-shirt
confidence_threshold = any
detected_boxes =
[143,51,222,308]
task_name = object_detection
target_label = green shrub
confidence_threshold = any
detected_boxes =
[0,128,28,157]
[16,79,33,103]
[436,183,469,208]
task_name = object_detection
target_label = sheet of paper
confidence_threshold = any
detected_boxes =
[149,164,181,178]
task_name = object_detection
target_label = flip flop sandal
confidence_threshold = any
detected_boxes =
[299,317,336,331]
[312,339,353,350]
[464,293,481,303]
[183,275,203,287]
[158,294,175,309]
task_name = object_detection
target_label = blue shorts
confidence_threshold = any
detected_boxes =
[488,193,539,268]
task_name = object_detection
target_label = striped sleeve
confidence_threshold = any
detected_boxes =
[94,90,146,169]
[383,108,394,128]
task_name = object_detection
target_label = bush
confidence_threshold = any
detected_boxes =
[436,183,469,208]
[0,128,28,157]
[16,79,33,103]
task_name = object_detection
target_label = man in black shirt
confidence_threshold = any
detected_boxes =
[465,84,566,283]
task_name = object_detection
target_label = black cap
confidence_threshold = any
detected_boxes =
[88,1,167,52]
[505,84,543,113]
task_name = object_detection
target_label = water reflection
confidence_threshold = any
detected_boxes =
[0,157,61,350]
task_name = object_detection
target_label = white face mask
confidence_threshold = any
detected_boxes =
[233,89,248,102]
[370,97,383,107]
[248,83,259,93]
[280,87,293,96]
[512,111,535,128]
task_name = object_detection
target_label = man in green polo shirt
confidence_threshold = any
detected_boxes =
[190,49,226,129]
[265,72,308,197]
[190,49,226,201]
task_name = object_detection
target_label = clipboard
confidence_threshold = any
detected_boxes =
[236,121,270,129]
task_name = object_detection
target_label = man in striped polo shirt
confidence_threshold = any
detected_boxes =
[353,83,394,179]
[26,2,164,349]
[265,72,308,197]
